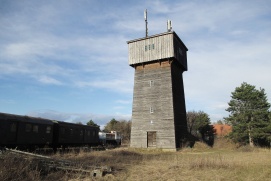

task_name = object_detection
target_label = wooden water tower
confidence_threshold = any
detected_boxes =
[127,12,188,150]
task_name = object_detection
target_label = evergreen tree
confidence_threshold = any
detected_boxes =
[86,120,100,130]
[225,82,271,146]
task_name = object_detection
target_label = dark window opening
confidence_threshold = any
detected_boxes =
[33,125,39,133]
[61,128,65,134]
[10,123,17,132]
[150,107,154,113]
[149,80,154,87]
[25,124,32,132]
[145,44,155,51]
[46,126,51,134]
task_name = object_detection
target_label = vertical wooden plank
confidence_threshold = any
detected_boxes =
[128,31,188,150]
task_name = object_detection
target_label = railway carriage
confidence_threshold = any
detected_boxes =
[0,112,117,151]
[54,121,99,148]
[0,113,54,149]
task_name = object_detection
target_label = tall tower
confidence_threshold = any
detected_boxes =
[127,29,188,150]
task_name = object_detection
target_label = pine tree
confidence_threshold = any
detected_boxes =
[225,82,271,146]
[86,120,100,130]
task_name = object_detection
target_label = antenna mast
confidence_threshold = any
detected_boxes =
[167,20,172,32]
[144,9,148,37]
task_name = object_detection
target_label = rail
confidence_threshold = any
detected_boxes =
[2,147,112,178]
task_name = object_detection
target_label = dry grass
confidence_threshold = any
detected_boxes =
[1,139,271,181]
[0,153,41,181]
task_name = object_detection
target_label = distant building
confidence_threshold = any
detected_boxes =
[213,124,232,137]
[127,31,188,150]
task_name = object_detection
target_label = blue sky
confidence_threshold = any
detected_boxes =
[1,0,271,127]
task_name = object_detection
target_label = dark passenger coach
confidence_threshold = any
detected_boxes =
[0,113,54,149]
[0,112,99,150]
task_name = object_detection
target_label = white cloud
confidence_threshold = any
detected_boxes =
[1,0,270,123]
[76,78,133,94]
[116,100,131,104]
[38,75,63,85]
[28,109,131,126]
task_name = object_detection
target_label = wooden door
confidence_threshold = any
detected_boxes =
[147,131,156,147]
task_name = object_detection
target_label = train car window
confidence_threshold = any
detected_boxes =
[88,131,90,136]
[93,131,95,136]
[70,129,73,135]
[33,125,39,133]
[80,130,83,136]
[10,123,17,132]
[60,128,65,134]
[25,124,32,132]
[74,129,78,135]
[46,126,51,134]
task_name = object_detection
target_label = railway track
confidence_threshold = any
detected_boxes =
[1,147,112,178]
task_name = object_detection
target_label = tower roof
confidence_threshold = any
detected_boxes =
[127,31,188,51]
[127,31,188,70]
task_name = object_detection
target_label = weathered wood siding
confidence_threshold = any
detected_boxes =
[130,61,177,149]
[173,35,188,71]
[171,61,188,147]
[128,31,188,150]
[128,31,188,71]
[128,33,174,65]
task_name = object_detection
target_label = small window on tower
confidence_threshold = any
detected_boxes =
[149,80,154,87]
[150,107,154,113]
[145,44,155,51]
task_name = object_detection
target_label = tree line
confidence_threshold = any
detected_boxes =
[82,82,271,148]
[85,118,131,144]
[187,82,271,147]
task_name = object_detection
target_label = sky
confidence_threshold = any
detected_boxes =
[1,0,271,127]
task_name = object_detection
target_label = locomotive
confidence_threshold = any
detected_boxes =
[99,131,122,146]
[0,112,120,151]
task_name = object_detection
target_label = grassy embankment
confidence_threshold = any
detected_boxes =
[1,138,271,181]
